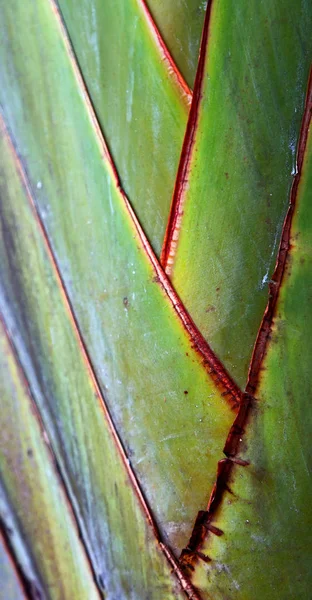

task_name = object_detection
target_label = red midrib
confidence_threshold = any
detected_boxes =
[160,0,214,273]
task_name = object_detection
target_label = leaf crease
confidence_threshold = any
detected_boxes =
[138,0,192,102]
[160,0,213,273]
[246,67,312,394]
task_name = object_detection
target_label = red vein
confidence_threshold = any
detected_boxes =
[0,527,30,600]
[0,314,102,599]
[137,0,192,104]
[180,393,253,568]
[246,67,312,394]
[50,0,242,405]
[124,193,241,405]
[179,67,312,571]
[160,0,213,274]
[0,111,202,600]
[160,543,202,600]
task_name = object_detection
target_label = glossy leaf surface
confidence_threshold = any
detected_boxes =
[57,0,190,256]
[0,0,239,555]
[0,118,186,599]
[165,0,312,386]
[146,0,207,87]
[189,91,312,600]
[0,319,101,600]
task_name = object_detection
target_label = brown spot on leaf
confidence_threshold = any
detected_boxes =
[206,305,216,313]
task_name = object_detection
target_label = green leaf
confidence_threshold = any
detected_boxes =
[163,0,312,386]
[145,0,207,88]
[187,81,312,600]
[0,0,239,559]
[57,0,191,256]
[0,318,101,599]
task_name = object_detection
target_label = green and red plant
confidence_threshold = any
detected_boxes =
[0,1,311,598]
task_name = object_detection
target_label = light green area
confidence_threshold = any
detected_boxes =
[191,123,312,598]
[0,0,237,559]
[170,0,312,386]
[0,122,186,599]
[57,0,190,256]
[146,0,207,88]
[0,321,101,600]
[0,534,25,600]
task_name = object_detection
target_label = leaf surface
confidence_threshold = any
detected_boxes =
[57,0,191,256]
[0,116,189,599]
[0,0,239,555]
[163,0,312,386]
[0,318,101,600]
[145,0,207,87]
[187,78,312,600]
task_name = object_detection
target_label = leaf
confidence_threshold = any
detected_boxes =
[145,0,207,87]
[0,318,101,599]
[186,76,312,600]
[0,0,239,560]
[162,0,312,386]
[56,0,191,256]
[1,0,311,597]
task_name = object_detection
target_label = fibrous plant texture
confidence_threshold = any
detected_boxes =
[0,1,311,598]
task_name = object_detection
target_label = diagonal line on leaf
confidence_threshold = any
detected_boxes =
[137,0,192,101]
[246,69,312,394]
[143,0,208,89]
[160,0,211,273]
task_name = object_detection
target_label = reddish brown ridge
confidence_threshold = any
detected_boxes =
[179,69,312,570]
[180,393,253,567]
[0,109,202,600]
[51,0,241,406]
[0,313,102,599]
[246,67,312,394]
[160,0,213,274]
[138,0,192,104]
[124,194,241,406]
